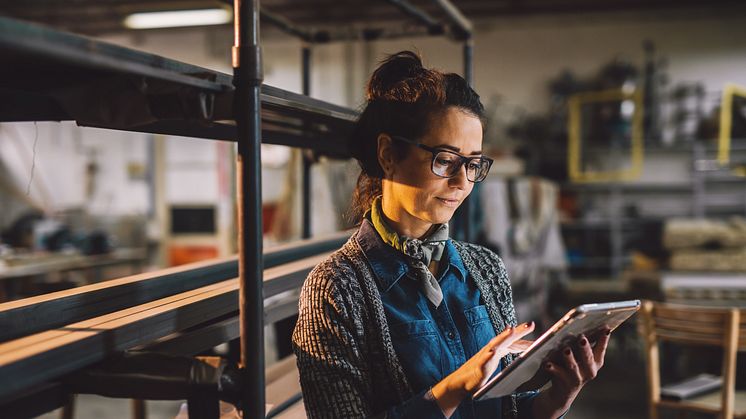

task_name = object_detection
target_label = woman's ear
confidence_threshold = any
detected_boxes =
[377,133,395,177]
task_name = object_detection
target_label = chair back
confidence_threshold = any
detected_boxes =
[640,301,744,349]
[638,300,745,419]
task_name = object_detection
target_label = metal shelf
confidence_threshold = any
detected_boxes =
[0,1,479,416]
[561,218,665,229]
[0,16,357,157]
[561,182,693,193]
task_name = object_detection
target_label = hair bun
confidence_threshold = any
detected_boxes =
[366,51,427,101]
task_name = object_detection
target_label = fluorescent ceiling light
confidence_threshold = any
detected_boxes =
[124,8,231,29]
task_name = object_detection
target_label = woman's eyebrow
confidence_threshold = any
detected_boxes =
[434,144,482,155]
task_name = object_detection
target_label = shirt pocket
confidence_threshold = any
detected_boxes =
[388,319,443,390]
[464,305,497,351]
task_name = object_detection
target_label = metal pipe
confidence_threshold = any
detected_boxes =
[260,8,315,43]
[301,45,312,239]
[232,0,265,417]
[461,38,474,242]
[432,0,473,39]
[463,39,473,86]
[384,0,444,35]
[311,26,439,43]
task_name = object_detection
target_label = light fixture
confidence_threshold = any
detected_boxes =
[123,8,232,30]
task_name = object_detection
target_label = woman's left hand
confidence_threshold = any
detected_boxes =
[543,328,611,411]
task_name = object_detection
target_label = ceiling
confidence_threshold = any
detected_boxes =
[2,0,745,37]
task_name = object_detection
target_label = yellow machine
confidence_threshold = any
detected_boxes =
[567,88,644,183]
[718,83,746,177]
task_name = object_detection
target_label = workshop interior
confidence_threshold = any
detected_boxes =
[1,1,746,418]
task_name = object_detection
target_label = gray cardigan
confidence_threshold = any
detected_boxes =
[292,229,523,418]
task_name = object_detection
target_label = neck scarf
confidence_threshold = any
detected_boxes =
[368,196,449,307]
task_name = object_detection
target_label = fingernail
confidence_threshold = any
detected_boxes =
[525,321,534,329]
[605,329,611,336]
[545,362,552,370]
[580,336,587,346]
[565,349,571,355]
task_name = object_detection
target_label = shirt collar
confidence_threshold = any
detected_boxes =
[443,239,468,282]
[357,219,468,293]
[357,219,408,292]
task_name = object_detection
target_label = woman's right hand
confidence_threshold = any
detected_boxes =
[431,321,536,417]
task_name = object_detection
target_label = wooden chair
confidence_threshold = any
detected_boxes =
[639,300,746,419]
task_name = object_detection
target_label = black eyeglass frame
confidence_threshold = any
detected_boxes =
[390,135,494,183]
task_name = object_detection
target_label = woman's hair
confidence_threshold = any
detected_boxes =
[347,50,486,224]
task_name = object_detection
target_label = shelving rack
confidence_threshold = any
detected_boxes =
[0,11,357,419]
[561,142,746,280]
[0,0,477,417]
[261,1,477,241]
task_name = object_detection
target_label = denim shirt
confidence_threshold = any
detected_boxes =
[357,220,539,418]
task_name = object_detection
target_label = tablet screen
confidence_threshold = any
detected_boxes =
[473,300,640,400]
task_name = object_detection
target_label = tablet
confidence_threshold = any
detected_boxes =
[473,300,640,400]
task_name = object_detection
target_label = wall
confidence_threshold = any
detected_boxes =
[0,122,150,222]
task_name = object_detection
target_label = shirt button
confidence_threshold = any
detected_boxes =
[447,331,455,339]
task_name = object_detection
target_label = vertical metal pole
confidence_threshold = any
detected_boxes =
[692,142,706,218]
[609,185,623,279]
[302,45,312,239]
[461,38,474,242]
[232,0,265,417]
[463,38,473,87]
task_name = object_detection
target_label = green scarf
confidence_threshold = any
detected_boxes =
[368,196,449,307]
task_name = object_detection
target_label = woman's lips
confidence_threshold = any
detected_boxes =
[436,197,460,207]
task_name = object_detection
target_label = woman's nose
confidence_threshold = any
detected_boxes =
[448,162,469,189]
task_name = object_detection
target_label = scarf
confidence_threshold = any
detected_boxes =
[368,196,449,307]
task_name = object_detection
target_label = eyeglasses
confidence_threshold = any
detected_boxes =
[391,135,493,183]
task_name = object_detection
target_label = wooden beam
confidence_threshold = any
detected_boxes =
[0,252,329,400]
[0,231,349,342]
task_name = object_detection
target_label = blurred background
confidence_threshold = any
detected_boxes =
[1,1,746,418]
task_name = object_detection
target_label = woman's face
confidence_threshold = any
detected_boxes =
[379,106,484,238]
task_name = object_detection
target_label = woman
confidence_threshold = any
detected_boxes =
[292,51,610,418]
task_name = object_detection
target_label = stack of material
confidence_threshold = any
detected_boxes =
[664,217,746,272]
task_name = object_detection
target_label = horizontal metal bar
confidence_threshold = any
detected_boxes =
[142,315,240,356]
[256,230,350,267]
[0,231,350,343]
[384,0,444,34]
[0,252,329,401]
[312,26,445,42]
[0,17,358,144]
[432,0,473,38]
[95,119,351,157]
[260,7,315,43]
[0,258,237,343]
[261,84,358,122]
[0,17,232,92]
[3,290,306,416]
[143,292,300,357]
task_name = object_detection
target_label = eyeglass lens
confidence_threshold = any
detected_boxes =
[432,151,489,182]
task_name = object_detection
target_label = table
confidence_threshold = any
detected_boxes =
[0,248,146,301]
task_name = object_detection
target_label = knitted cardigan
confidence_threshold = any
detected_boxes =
[292,229,522,419]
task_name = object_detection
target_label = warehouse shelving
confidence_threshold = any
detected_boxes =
[0,16,357,156]
[0,12,359,418]
[0,0,478,417]
[561,141,746,280]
